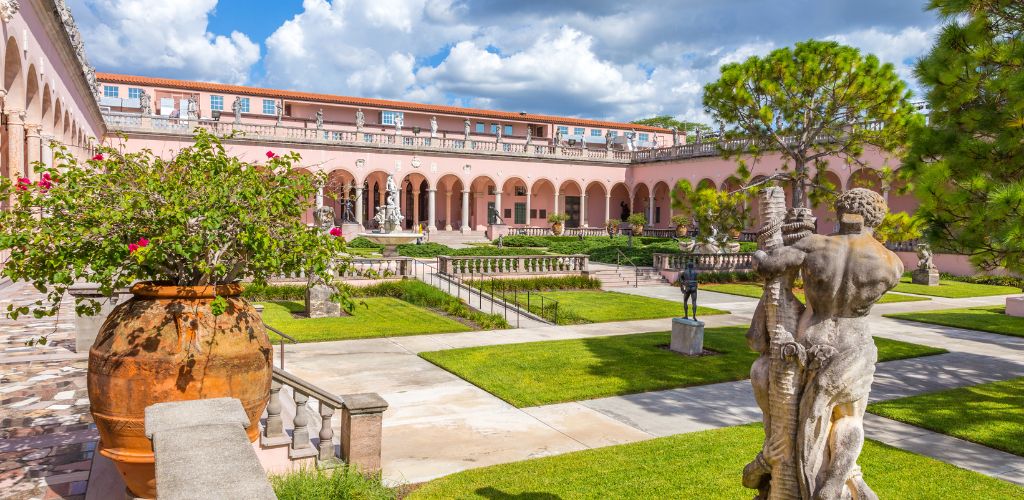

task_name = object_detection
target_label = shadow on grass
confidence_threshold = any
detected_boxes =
[474,487,562,500]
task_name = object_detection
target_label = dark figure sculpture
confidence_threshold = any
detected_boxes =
[680,261,698,320]
[342,196,356,223]
[489,206,504,225]
[619,201,630,221]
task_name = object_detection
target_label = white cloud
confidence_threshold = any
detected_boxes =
[68,0,260,84]
[826,26,938,94]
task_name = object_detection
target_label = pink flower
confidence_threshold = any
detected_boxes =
[137,237,149,248]
[128,243,139,253]
[266,151,277,159]
[92,153,104,161]
[16,177,30,191]
[329,227,342,237]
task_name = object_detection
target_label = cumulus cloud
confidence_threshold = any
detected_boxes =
[826,26,939,95]
[67,0,260,84]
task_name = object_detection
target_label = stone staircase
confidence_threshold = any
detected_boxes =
[589,265,668,288]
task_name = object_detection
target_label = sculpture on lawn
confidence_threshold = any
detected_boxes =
[680,261,698,320]
[743,187,902,500]
[916,243,935,272]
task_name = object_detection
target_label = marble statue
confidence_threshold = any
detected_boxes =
[313,205,334,231]
[139,89,151,116]
[394,113,403,135]
[695,129,703,144]
[554,129,562,146]
[377,174,405,232]
[525,126,532,146]
[464,119,471,139]
[605,130,613,150]
[680,261,698,320]
[916,243,934,271]
[231,96,242,124]
[743,187,902,500]
[671,126,680,146]
[355,108,365,130]
[0,0,20,23]
[430,116,438,137]
[315,108,324,130]
[496,124,503,143]
[626,130,636,151]
[186,96,198,120]
[275,100,284,126]
[912,242,939,285]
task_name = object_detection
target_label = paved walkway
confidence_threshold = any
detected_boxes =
[282,286,1024,486]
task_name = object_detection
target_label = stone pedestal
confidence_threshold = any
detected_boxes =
[670,318,704,355]
[305,284,341,318]
[340,222,363,241]
[912,268,940,286]
[486,223,509,241]
[1006,297,1024,317]
[67,283,125,353]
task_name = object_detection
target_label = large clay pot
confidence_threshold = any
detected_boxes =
[675,225,688,238]
[88,282,272,498]
[551,222,564,236]
[631,224,644,236]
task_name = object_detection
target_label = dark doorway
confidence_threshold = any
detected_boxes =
[565,196,581,228]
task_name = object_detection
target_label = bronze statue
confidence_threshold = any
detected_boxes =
[680,261,698,320]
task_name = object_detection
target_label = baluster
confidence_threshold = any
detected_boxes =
[289,391,316,458]
[263,380,284,441]
[318,403,337,463]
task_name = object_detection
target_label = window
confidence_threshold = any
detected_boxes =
[639,133,650,142]
[503,124,513,136]
[475,122,485,133]
[103,85,119,98]
[530,209,537,220]
[128,88,142,99]
[557,126,569,135]
[490,123,499,134]
[591,129,602,137]
[514,186,527,196]
[655,206,661,224]
[239,98,250,113]
[539,209,547,219]
[210,95,224,111]
[262,99,276,115]
[514,203,526,224]
[381,110,403,125]
[609,131,618,137]
[574,127,585,136]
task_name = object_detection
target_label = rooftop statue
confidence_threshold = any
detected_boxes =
[275,100,283,126]
[743,187,902,500]
[672,126,679,146]
[464,119,471,139]
[355,108,365,130]
[231,96,242,124]
[430,116,438,138]
[138,89,151,116]
[315,108,323,130]
[525,126,532,146]
[394,113,404,135]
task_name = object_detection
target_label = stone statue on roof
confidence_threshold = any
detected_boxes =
[525,125,532,146]
[139,89,151,116]
[315,108,324,130]
[395,113,404,135]
[496,124,503,143]
[186,96,198,120]
[464,119,471,139]
[605,129,612,150]
[554,129,562,146]
[275,100,284,126]
[356,108,365,131]
[232,96,242,124]
[430,116,438,138]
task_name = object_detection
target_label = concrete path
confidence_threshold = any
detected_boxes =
[282,287,1024,486]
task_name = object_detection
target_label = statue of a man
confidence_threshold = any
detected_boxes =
[186,96,198,120]
[430,116,438,137]
[627,129,636,151]
[275,100,284,126]
[605,130,613,150]
[744,188,902,500]
[232,97,242,124]
[464,119,471,139]
[525,126,532,146]
[680,261,698,320]
[139,90,151,116]
[496,124,503,143]
[355,108,365,130]
[619,200,630,221]
[695,128,703,144]
[554,129,562,146]
[671,126,680,146]
[315,108,324,130]
[394,113,403,135]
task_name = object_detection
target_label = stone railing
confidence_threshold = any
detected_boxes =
[102,111,634,163]
[437,254,589,277]
[654,252,754,272]
[273,257,412,282]
[263,367,388,472]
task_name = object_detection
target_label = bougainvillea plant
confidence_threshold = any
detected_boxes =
[0,129,348,339]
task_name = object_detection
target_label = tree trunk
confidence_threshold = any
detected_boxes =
[792,159,809,209]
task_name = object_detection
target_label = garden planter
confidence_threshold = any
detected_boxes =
[631,224,644,236]
[552,222,564,236]
[725,241,741,253]
[87,282,272,498]
[675,225,688,238]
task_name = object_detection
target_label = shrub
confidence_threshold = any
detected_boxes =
[398,243,546,258]
[694,271,760,284]
[626,213,648,226]
[940,273,1024,291]
[354,279,509,329]
[348,236,383,249]
[497,235,548,247]
[241,284,307,301]
[548,213,568,223]
[468,275,602,292]
[547,241,592,255]
[271,466,394,500]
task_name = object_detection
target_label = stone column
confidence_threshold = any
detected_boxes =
[553,191,560,215]
[354,186,364,225]
[581,194,588,227]
[649,195,656,226]
[40,135,55,169]
[605,194,612,225]
[427,188,437,231]
[24,124,41,179]
[525,189,532,227]
[412,190,420,228]
[460,189,470,233]
[6,109,26,182]
[444,190,453,231]
[340,393,388,473]
[494,189,502,224]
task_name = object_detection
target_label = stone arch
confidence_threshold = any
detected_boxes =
[888,171,917,216]
[631,183,650,224]
[4,36,24,106]
[468,175,498,230]
[813,170,843,234]
[501,176,529,226]
[437,173,465,231]
[360,170,391,228]
[530,178,557,225]
[846,168,882,193]
[652,181,672,227]
[584,181,608,227]
[558,180,583,227]
[400,172,430,229]
[696,178,717,191]
[24,65,41,124]
[40,84,53,135]
[323,168,357,226]
[610,182,630,223]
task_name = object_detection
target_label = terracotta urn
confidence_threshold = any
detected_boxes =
[675,225,688,238]
[551,222,564,236]
[631,224,644,236]
[87,282,272,498]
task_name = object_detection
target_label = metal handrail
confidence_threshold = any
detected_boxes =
[478,276,560,325]
[264,322,297,370]
[411,259,550,327]
[615,248,641,288]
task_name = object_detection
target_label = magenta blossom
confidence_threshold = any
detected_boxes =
[128,243,139,253]
[329,227,342,237]
[16,177,31,191]
[266,151,277,159]
[92,153,104,161]
[137,237,149,248]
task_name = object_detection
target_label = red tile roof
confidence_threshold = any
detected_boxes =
[96,73,671,133]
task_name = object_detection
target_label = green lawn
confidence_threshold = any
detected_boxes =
[420,327,946,407]
[260,298,472,342]
[409,424,1022,499]
[885,306,1024,338]
[869,378,1024,457]
[892,276,1020,298]
[515,290,727,325]
[700,282,930,304]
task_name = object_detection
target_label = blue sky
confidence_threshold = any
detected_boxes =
[68,0,943,123]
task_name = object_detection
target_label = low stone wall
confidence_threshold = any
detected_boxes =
[438,254,589,277]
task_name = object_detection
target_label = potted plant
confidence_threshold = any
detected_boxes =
[627,213,647,236]
[548,212,568,236]
[0,130,348,498]
[671,214,690,238]
[672,177,751,254]
[605,219,620,238]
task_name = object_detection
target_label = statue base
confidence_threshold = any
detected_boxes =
[486,223,509,241]
[911,268,939,286]
[670,318,704,355]
[305,284,341,318]
[340,223,363,241]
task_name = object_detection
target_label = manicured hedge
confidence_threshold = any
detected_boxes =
[347,279,508,329]
[347,236,383,248]
[467,275,602,292]
[397,243,546,258]
[241,284,307,301]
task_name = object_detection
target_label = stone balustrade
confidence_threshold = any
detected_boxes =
[102,111,634,163]
[653,252,754,272]
[263,367,388,472]
[273,257,412,282]
[437,254,589,277]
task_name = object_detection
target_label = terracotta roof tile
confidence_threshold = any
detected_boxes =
[96,73,671,133]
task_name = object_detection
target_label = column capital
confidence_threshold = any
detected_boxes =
[6,108,25,123]
[24,123,41,137]
[427,187,437,192]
